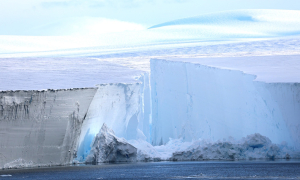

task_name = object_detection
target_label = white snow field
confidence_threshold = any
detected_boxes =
[1,9,300,168]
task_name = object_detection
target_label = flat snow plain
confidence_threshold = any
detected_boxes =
[1,10,300,90]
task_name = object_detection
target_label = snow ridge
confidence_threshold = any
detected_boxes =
[149,9,300,38]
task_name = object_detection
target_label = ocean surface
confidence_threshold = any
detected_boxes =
[1,160,300,180]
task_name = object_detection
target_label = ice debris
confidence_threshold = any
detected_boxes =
[170,133,300,161]
[129,139,162,162]
[0,175,12,177]
[3,158,33,169]
[85,123,137,163]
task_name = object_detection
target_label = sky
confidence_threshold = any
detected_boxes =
[1,0,300,35]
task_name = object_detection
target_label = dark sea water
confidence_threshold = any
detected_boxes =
[1,160,300,180]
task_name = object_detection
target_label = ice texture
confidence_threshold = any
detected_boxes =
[129,138,193,161]
[1,57,300,168]
[2,10,300,57]
[168,55,300,83]
[171,133,300,161]
[76,83,145,162]
[1,9,300,168]
[150,59,300,149]
[0,57,143,91]
[130,134,300,161]
[137,73,152,141]
[3,159,33,169]
[0,88,97,168]
[85,123,137,163]
[128,139,161,161]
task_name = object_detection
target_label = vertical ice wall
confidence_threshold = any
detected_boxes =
[0,88,97,168]
[150,59,300,149]
[0,75,152,166]
[76,82,150,162]
[138,73,152,141]
[261,84,300,149]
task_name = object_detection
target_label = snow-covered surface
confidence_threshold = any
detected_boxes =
[151,9,300,28]
[1,9,300,168]
[150,10,300,38]
[1,9,300,70]
[1,38,300,91]
[2,10,300,91]
[167,55,300,83]
[0,57,143,91]
[85,123,137,163]
[2,10,300,56]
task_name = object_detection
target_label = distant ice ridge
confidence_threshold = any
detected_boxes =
[149,9,300,39]
[2,9,300,57]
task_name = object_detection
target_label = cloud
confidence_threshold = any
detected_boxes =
[27,16,146,36]
[40,0,80,8]
[40,0,189,9]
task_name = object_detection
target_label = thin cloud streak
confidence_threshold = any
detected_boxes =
[40,0,190,9]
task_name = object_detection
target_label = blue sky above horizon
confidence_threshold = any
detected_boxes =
[1,0,300,35]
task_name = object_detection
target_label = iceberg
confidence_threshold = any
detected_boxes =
[150,59,300,150]
[1,9,300,169]
[0,83,146,168]
[1,57,300,168]
[86,123,137,163]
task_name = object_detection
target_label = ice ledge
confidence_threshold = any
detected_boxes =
[165,55,300,83]
[0,82,142,93]
[0,87,97,93]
